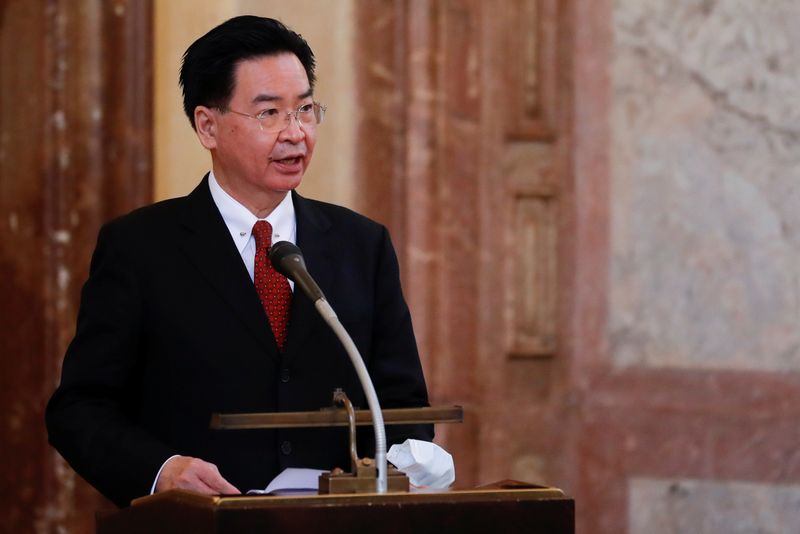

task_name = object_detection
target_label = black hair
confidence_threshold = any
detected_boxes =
[179,15,316,130]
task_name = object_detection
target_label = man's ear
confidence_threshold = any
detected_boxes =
[194,106,218,149]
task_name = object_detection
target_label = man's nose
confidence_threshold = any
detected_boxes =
[277,113,305,142]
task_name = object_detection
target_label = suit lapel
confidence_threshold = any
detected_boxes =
[177,176,278,358]
[283,191,334,362]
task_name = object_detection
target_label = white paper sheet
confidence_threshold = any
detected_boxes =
[246,468,327,495]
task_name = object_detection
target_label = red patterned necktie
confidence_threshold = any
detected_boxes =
[252,220,292,351]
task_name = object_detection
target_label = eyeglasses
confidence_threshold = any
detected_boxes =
[222,101,326,133]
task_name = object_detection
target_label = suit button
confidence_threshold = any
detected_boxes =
[281,440,292,455]
[280,368,290,383]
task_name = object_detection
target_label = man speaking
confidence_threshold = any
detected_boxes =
[46,16,432,507]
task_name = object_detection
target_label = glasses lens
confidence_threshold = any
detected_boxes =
[314,103,325,125]
[297,104,315,125]
[256,110,281,131]
[250,103,326,132]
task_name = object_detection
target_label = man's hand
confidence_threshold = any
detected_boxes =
[155,455,241,495]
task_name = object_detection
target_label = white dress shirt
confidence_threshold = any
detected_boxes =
[208,170,297,288]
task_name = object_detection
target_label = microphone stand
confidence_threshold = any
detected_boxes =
[313,298,388,493]
[269,242,388,493]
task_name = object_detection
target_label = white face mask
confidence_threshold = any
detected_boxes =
[387,439,455,490]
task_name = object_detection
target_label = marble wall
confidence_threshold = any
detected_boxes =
[610,0,800,372]
[629,477,800,533]
[606,1,800,532]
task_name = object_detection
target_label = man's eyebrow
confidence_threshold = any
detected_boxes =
[252,94,280,104]
[251,88,313,105]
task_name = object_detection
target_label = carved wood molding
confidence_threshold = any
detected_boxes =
[502,0,560,141]
[494,0,566,358]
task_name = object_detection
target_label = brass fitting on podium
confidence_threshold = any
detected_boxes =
[318,389,410,494]
[318,459,410,494]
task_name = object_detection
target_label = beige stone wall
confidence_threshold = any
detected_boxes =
[629,477,800,533]
[610,0,800,372]
[154,0,355,207]
[609,2,800,529]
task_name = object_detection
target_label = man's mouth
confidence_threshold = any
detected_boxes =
[269,154,305,173]
[270,154,304,165]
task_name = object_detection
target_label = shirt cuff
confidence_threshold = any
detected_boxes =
[150,454,181,495]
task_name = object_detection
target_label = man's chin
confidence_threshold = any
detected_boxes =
[267,174,303,193]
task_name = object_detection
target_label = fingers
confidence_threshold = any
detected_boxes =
[155,455,241,495]
[198,463,241,495]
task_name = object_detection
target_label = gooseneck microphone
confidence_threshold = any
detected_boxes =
[268,241,325,302]
[268,241,389,493]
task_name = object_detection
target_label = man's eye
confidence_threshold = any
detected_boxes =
[257,109,280,118]
[298,103,314,114]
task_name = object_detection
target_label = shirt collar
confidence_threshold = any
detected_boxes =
[208,171,297,254]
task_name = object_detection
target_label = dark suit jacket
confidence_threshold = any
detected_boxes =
[45,176,432,507]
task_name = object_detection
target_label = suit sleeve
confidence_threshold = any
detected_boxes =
[366,226,434,446]
[45,223,176,507]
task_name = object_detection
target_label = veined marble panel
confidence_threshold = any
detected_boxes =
[610,0,800,370]
[629,477,800,534]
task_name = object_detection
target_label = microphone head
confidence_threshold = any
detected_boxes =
[268,241,306,279]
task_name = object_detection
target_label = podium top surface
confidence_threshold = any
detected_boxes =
[132,484,567,510]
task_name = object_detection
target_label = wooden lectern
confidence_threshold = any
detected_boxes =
[98,401,573,532]
[97,483,574,534]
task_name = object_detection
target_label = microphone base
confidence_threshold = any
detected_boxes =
[319,461,410,494]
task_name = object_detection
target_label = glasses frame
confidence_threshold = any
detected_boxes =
[221,101,327,133]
